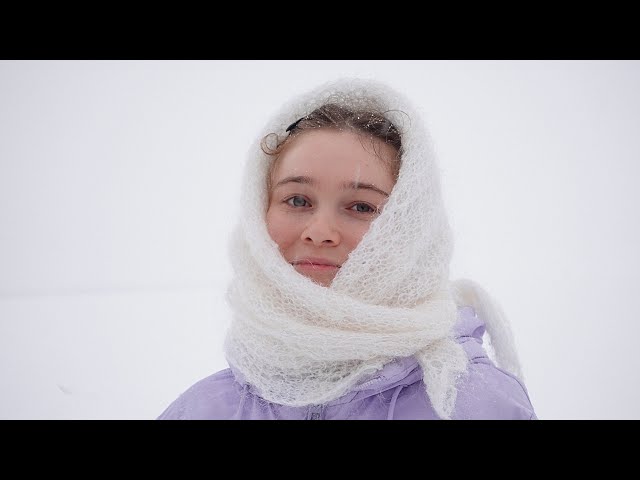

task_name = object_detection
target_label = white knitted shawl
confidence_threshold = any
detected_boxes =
[224,78,522,419]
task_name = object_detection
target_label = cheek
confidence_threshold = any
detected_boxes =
[344,221,372,251]
[266,208,299,250]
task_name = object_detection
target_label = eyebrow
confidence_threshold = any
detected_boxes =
[273,176,390,197]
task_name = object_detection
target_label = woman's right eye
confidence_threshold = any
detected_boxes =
[285,196,310,208]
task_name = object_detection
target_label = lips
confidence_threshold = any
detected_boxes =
[292,257,341,268]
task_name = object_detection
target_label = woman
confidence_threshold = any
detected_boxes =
[158,78,537,420]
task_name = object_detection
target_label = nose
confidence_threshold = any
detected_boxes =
[301,211,341,247]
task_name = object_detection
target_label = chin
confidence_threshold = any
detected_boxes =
[305,273,336,287]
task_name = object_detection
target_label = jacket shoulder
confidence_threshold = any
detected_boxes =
[454,306,537,419]
[157,368,242,420]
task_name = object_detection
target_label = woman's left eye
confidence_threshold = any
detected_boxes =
[350,203,377,213]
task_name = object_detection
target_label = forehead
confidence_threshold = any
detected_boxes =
[272,129,396,179]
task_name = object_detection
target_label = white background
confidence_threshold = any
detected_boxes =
[1,60,638,419]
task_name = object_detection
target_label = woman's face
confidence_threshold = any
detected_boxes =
[266,129,397,287]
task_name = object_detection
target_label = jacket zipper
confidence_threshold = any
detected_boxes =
[307,405,322,420]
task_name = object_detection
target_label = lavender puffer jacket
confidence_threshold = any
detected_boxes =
[158,306,537,420]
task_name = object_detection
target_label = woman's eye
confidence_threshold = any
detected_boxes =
[350,203,376,213]
[286,196,309,207]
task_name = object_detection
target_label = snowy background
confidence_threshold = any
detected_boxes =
[1,60,638,419]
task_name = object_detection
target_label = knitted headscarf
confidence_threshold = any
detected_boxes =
[224,78,522,419]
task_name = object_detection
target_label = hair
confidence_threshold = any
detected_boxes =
[261,103,404,189]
